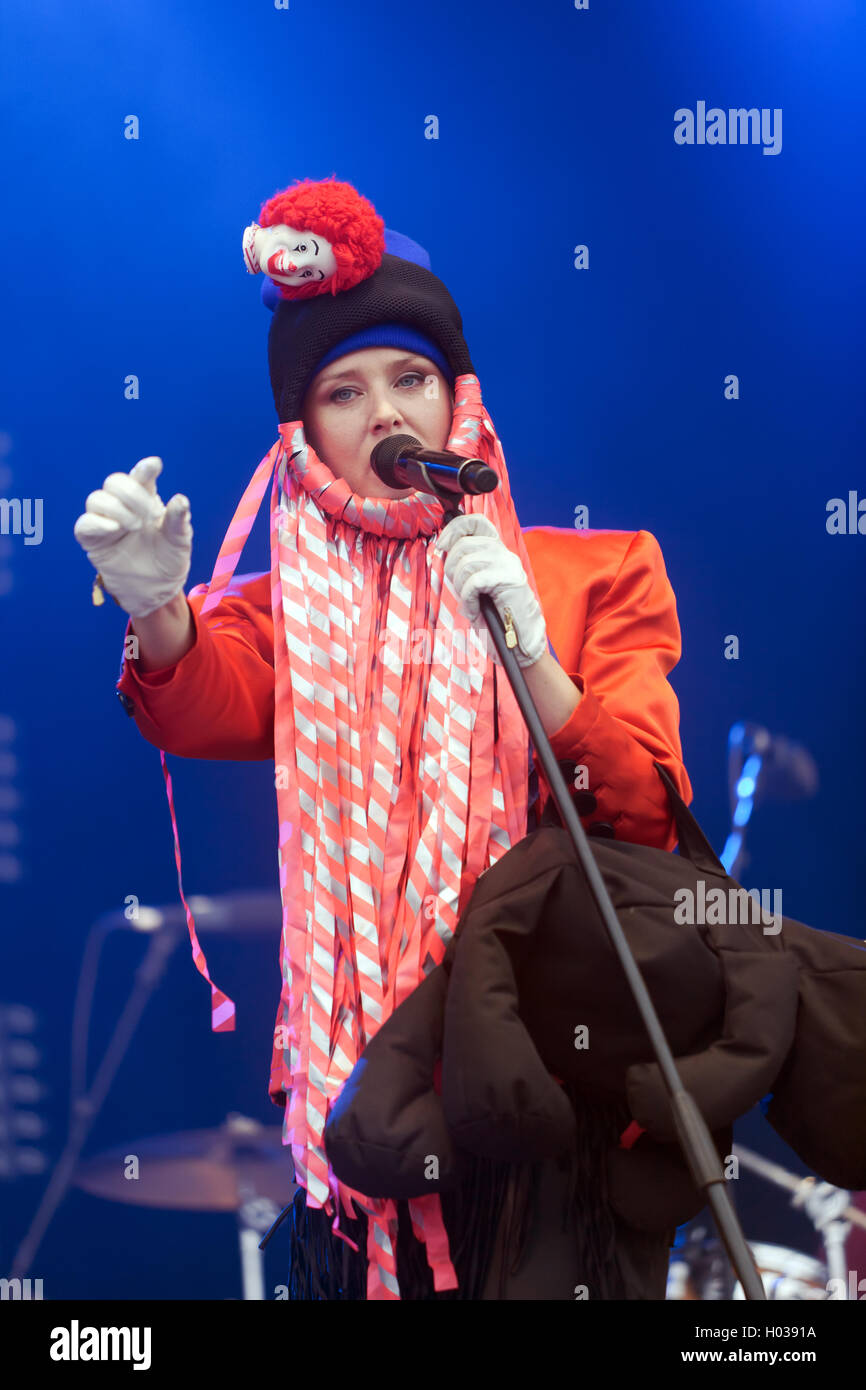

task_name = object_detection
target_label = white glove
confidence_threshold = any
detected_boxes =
[433,513,548,668]
[73,457,193,619]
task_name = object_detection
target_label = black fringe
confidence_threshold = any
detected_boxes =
[283,1089,635,1300]
[283,1149,515,1300]
[559,1086,630,1301]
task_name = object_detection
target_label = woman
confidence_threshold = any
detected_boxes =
[74,177,693,1300]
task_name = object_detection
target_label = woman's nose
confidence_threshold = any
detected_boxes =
[372,395,403,425]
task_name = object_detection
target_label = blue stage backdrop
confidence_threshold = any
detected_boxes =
[0,0,863,1299]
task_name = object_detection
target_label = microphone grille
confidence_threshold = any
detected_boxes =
[369,434,421,486]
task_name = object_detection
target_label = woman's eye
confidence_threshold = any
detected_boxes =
[328,373,424,404]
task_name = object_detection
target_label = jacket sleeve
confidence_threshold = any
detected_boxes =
[114,582,275,761]
[533,530,693,852]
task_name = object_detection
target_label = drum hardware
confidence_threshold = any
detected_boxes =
[6,891,283,1293]
[74,1113,296,1301]
[735,1143,864,1299]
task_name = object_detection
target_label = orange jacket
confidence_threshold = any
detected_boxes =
[115,526,693,851]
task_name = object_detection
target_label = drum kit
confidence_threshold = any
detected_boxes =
[69,1118,866,1302]
[5,890,298,1299]
[69,1117,866,1303]
[75,1113,298,1300]
[666,1146,866,1300]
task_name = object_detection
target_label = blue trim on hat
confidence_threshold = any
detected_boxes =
[313,323,454,386]
[382,228,431,269]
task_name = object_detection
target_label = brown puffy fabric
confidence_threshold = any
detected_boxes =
[325,761,866,1240]
[293,1098,643,1299]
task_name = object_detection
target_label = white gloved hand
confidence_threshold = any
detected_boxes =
[433,513,548,668]
[73,457,193,619]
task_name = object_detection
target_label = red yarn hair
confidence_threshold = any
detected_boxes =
[257,175,385,301]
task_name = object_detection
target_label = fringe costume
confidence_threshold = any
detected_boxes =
[166,373,574,1298]
[283,1092,645,1301]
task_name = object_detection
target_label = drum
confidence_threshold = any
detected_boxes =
[668,1237,828,1300]
[732,1243,828,1300]
[666,1257,700,1300]
[666,1227,736,1300]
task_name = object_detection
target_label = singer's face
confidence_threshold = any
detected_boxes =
[301,347,454,499]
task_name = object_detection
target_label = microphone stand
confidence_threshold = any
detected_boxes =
[437,494,766,1302]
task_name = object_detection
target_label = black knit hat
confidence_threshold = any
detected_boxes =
[268,252,476,425]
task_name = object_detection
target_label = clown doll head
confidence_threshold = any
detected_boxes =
[242,174,386,301]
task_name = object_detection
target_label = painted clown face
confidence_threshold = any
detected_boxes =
[242,222,337,287]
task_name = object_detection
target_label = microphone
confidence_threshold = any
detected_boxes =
[370,434,499,498]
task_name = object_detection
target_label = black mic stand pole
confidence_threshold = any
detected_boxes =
[437,495,765,1302]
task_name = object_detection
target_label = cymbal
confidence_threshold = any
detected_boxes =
[74,1116,297,1212]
